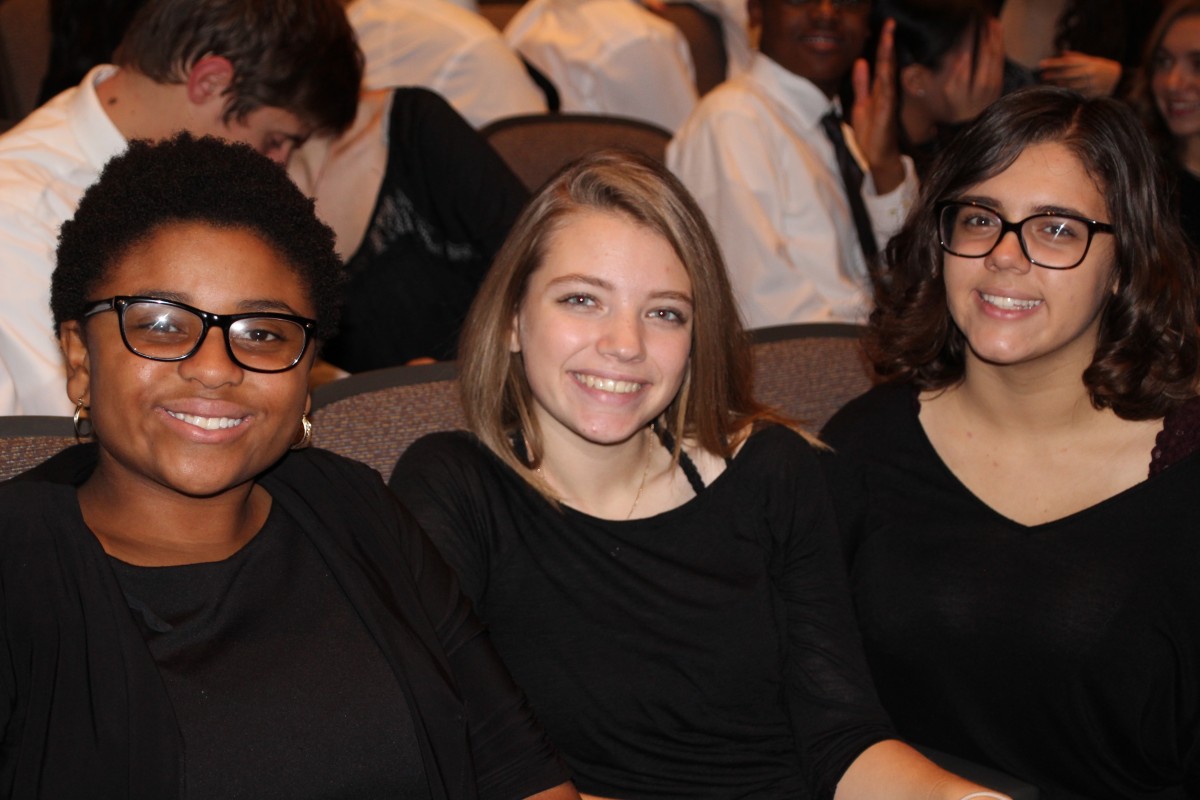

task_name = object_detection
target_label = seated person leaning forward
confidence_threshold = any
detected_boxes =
[822,87,1200,797]
[390,150,1010,800]
[0,133,576,800]
[0,0,362,416]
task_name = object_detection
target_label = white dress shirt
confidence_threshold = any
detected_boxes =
[669,0,753,77]
[348,0,546,130]
[667,53,916,327]
[0,66,127,416]
[505,0,698,132]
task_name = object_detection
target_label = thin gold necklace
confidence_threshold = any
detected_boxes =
[625,427,654,520]
[535,426,655,519]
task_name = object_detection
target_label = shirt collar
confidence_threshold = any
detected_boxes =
[747,52,839,130]
[67,65,129,172]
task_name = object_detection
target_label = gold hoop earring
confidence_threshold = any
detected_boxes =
[291,413,313,450]
[72,396,93,441]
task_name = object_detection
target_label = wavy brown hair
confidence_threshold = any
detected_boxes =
[459,150,775,481]
[869,86,1199,419]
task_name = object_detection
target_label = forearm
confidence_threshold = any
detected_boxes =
[835,740,1010,800]
[527,781,581,800]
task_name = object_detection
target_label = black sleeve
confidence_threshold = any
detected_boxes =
[388,431,500,607]
[762,429,895,797]
[386,88,529,269]
[819,399,872,567]
[389,483,568,800]
[819,385,909,566]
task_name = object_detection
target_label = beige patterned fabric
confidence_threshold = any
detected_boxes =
[749,323,873,433]
[481,113,671,192]
[0,416,77,480]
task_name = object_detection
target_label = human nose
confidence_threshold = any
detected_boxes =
[984,228,1033,273]
[597,311,646,361]
[177,324,244,386]
[810,0,838,21]
[1164,62,1190,92]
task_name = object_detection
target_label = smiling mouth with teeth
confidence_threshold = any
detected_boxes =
[573,372,643,394]
[981,293,1042,311]
[167,411,246,430]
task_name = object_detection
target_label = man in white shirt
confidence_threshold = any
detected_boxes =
[667,0,915,327]
[346,0,548,129]
[0,0,362,416]
[505,0,699,132]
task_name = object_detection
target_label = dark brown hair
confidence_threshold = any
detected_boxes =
[459,150,774,480]
[114,0,362,134]
[869,86,1199,419]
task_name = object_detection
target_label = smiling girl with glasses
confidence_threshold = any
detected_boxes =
[822,86,1200,797]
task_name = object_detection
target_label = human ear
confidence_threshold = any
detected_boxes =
[900,64,930,99]
[60,320,91,406]
[185,55,236,108]
[509,312,522,353]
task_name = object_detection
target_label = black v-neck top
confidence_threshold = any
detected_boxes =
[822,384,1200,799]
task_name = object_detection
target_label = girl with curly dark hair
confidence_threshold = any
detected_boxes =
[823,86,1200,798]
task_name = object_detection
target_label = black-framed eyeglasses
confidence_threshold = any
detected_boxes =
[936,201,1115,270]
[83,296,316,373]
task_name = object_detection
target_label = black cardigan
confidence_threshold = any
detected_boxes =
[0,444,567,799]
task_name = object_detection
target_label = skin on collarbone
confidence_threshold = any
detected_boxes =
[918,362,1163,527]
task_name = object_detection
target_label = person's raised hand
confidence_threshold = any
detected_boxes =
[1038,51,1122,97]
[941,18,1004,123]
[851,18,904,194]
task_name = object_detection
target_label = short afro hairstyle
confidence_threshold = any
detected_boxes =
[52,132,344,342]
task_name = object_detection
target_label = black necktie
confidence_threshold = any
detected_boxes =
[820,111,878,264]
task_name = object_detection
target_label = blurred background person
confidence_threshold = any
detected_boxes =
[288,85,530,375]
[669,0,915,328]
[0,0,362,416]
[866,0,1006,177]
[505,0,699,132]
[344,0,549,129]
[1132,0,1200,251]
[1000,0,1162,96]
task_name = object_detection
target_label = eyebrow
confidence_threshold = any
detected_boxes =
[546,273,612,291]
[544,274,694,304]
[956,195,1102,220]
[652,290,694,305]
[1156,45,1200,59]
[130,290,305,315]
